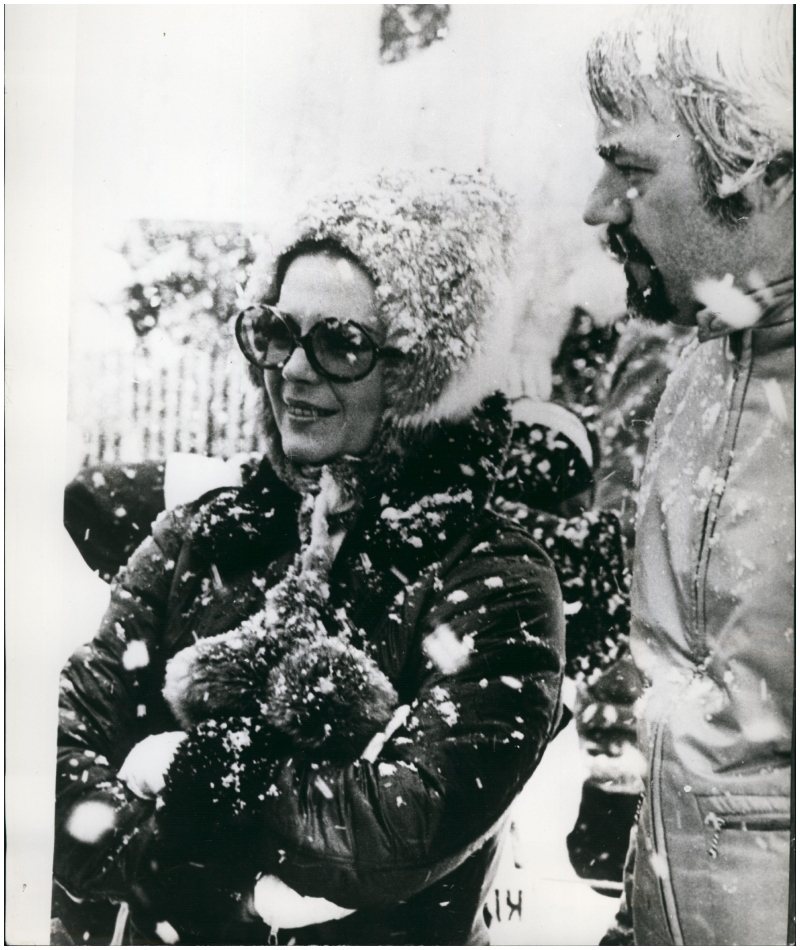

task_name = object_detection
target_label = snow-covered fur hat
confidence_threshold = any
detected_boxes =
[245,169,520,430]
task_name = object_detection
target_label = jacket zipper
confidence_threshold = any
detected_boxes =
[692,332,753,657]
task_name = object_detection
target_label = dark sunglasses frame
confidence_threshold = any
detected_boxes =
[235,304,401,383]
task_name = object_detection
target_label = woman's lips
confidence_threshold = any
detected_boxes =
[284,398,338,420]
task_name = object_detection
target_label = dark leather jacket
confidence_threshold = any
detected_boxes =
[54,397,566,945]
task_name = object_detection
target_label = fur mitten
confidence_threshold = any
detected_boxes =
[163,627,398,766]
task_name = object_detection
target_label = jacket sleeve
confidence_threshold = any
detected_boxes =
[53,508,186,901]
[163,526,565,909]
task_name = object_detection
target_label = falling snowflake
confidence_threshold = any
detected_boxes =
[694,274,760,329]
[763,379,788,424]
[66,801,117,843]
[155,921,180,945]
[500,675,523,690]
[446,590,469,604]
[122,640,150,670]
[423,624,474,674]
[314,777,334,799]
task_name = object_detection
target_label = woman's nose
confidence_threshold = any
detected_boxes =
[583,169,631,227]
[281,344,320,383]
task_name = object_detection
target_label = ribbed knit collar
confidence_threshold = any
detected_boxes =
[696,275,794,342]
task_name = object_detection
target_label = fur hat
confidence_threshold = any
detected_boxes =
[244,169,521,428]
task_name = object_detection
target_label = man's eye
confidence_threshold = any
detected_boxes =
[616,164,649,179]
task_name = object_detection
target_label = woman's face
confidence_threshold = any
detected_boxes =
[265,252,386,465]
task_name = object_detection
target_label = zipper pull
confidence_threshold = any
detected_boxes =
[704,812,725,858]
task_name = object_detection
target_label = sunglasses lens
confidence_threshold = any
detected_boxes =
[240,310,294,368]
[311,321,376,380]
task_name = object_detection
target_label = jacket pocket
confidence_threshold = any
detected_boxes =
[687,793,792,944]
[697,794,791,858]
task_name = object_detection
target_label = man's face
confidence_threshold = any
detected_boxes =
[583,86,751,326]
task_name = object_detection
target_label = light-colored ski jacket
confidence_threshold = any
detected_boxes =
[629,312,794,946]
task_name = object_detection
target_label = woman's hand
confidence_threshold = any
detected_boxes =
[118,731,188,800]
[252,873,355,930]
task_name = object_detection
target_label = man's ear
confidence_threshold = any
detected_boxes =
[744,153,794,212]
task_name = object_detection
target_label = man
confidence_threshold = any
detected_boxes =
[582,7,794,945]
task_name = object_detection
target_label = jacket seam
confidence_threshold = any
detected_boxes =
[649,719,684,945]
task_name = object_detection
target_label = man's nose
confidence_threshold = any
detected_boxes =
[583,169,631,227]
[281,344,320,382]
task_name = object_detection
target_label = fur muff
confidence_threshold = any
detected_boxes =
[266,637,398,757]
[163,622,398,764]
[158,616,398,867]
[162,561,399,768]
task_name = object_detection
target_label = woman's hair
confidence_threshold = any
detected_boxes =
[586,5,794,226]
[269,238,374,306]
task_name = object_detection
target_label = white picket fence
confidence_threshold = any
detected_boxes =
[70,345,267,464]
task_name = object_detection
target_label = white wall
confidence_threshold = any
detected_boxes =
[71,6,622,221]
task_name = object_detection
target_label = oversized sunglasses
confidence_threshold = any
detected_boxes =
[235,304,401,383]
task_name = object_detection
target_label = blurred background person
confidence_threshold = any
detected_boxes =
[563,317,694,895]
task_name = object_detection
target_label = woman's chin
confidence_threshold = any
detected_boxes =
[281,434,338,466]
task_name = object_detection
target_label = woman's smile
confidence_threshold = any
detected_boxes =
[283,395,339,421]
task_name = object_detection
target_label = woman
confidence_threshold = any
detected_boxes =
[53,170,565,945]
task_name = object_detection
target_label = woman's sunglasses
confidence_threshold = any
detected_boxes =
[236,304,401,383]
